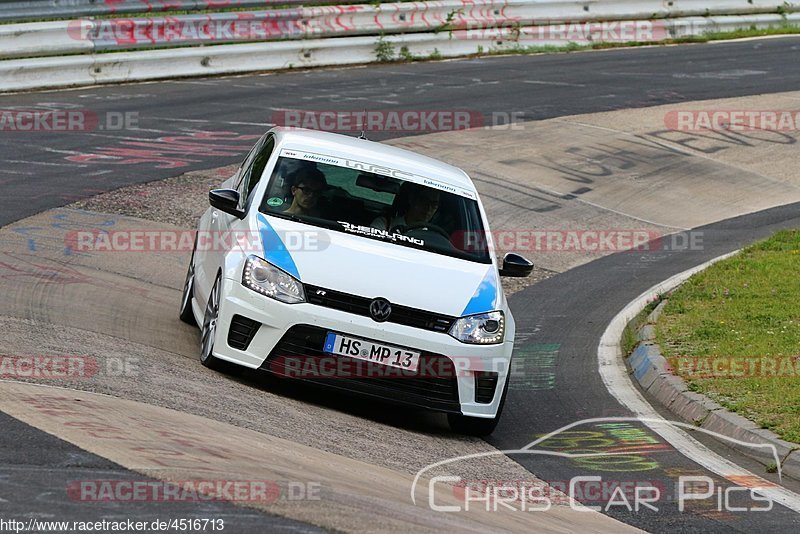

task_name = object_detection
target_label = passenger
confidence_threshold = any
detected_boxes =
[284,167,327,217]
[372,182,439,231]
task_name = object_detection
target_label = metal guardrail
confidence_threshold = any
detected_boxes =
[1,0,799,91]
[3,13,799,92]
[2,0,795,24]
[0,0,342,23]
[3,0,798,59]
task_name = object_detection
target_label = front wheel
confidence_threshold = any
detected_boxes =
[200,273,227,371]
[178,242,197,325]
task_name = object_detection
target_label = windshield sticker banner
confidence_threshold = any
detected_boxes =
[279,148,477,200]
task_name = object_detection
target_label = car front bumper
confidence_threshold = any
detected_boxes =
[212,276,513,418]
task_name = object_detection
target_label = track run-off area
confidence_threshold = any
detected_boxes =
[2,37,800,532]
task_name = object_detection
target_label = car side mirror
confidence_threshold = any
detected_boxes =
[499,253,534,277]
[209,189,245,219]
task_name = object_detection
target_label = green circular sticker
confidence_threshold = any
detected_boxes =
[266,197,284,207]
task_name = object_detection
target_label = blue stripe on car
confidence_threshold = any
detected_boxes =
[461,268,498,316]
[257,213,300,280]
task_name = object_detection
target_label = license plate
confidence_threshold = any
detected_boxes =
[323,333,420,372]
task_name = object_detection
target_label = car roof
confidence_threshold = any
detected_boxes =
[271,127,475,190]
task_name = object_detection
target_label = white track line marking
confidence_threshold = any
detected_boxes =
[524,80,587,87]
[598,250,800,514]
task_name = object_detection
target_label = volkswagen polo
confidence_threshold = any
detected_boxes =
[179,127,532,435]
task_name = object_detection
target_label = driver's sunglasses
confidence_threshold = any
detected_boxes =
[295,185,323,196]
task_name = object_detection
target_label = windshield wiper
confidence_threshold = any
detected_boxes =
[266,211,305,223]
[263,210,344,231]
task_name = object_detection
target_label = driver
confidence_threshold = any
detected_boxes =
[371,182,439,231]
[283,167,327,217]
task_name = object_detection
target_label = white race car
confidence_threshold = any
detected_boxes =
[180,128,533,435]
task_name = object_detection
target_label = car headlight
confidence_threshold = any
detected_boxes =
[242,256,305,304]
[448,311,505,344]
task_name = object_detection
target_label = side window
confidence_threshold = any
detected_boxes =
[244,136,275,202]
[234,141,260,193]
[236,134,273,208]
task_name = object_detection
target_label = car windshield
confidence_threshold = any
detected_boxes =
[258,150,491,263]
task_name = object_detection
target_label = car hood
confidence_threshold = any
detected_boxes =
[255,214,500,317]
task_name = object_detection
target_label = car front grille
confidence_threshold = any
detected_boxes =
[259,324,461,413]
[304,284,456,333]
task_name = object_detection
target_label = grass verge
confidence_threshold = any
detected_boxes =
[655,229,800,444]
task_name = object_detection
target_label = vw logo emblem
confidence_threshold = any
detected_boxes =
[369,297,392,322]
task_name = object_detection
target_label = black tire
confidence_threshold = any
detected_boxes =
[448,374,510,436]
[200,273,227,371]
[178,242,197,325]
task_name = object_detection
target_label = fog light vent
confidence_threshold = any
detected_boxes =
[227,314,260,351]
[475,371,499,404]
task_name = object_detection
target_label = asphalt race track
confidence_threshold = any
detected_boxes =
[2,37,800,532]
[3,38,800,226]
[0,412,317,532]
[498,202,800,531]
